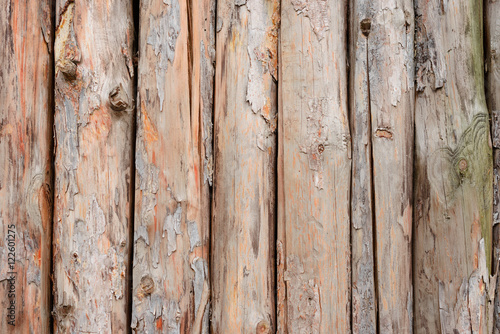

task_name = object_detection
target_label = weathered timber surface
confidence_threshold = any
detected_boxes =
[212,0,279,332]
[131,0,214,332]
[0,1,53,332]
[487,0,500,332]
[278,0,351,332]
[413,0,493,333]
[350,1,414,333]
[52,1,135,332]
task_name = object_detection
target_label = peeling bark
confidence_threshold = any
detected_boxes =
[486,0,500,332]
[211,0,278,332]
[414,1,493,333]
[52,1,134,332]
[278,0,351,332]
[0,1,53,332]
[131,0,214,332]
[350,1,414,333]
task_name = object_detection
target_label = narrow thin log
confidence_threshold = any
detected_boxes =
[52,1,135,332]
[486,0,500,332]
[414,1,493,333]
[212,0,279,332]
[277,1,351,332]
[131,0,214,332]
[0,1,53,332]
[350,1,414,333]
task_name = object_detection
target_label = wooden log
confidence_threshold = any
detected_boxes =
[131,0,214,332]
[277,0,351,332]
[413,1,493,333]
[212,0,279,332]
[350,1,414,333]
[52,1,135,332]
[0,1,53,332]
[486,0,500,332]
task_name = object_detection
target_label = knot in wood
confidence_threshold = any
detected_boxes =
[58,59,77,80]
[140,275,155,295]
[360,18,371,37]
[109,84,129,111]
[256,320,271,334]
[458,159,468,172]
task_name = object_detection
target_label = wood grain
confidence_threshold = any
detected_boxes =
[413,1,493,333]
[350,1,414,333]
[52,1,135,332]
[131,0,214,332]
[278,0,351,332]
[0,1,53,332]
[212,0,279,332]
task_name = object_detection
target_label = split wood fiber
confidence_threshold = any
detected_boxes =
[350,1,414,333]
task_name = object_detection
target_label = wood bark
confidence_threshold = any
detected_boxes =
[413,1,493,333]
[131,0,214,332]
[52,1,135,332]
[350,1,414,333]
[0,1,53,332]
[212,0,279,332]
[486,0,500,332]
[277,1,351,332]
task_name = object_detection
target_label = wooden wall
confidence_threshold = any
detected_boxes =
[0,0,498,333]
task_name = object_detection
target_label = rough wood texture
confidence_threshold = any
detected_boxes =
[131,0,214,332]
[52,1,134,332]
[212,0,278,332]
[486,0,500,332]
[0,1,53,332]
[350,1,414,333]
[277,0,351,332]
[413,0,493,333]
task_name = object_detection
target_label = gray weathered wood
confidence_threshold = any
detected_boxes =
[0,1,53,332]
[212,0,279,332]
[131,0,214,332]
[350,1,414,333]
[413,1,493,333]
[52,1,135,332]
[277,0,351,332]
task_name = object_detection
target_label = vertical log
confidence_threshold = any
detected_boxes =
[212,0,279,332]
[277,0,351,332]
[131,0,214,331]
[414,0,493,333]
[486,0,500,332]
[350,1,414,333]
[52,1,134,332]
[0,1,53,332]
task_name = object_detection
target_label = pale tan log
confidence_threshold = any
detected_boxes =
[0,1,53,332]
[212,0,279,332]
[52,1,135,332]
[277,0,351,332]
[414,1,493,333]
[486,0,500,332]
[350,1,414,333]
[131,0,214,332]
